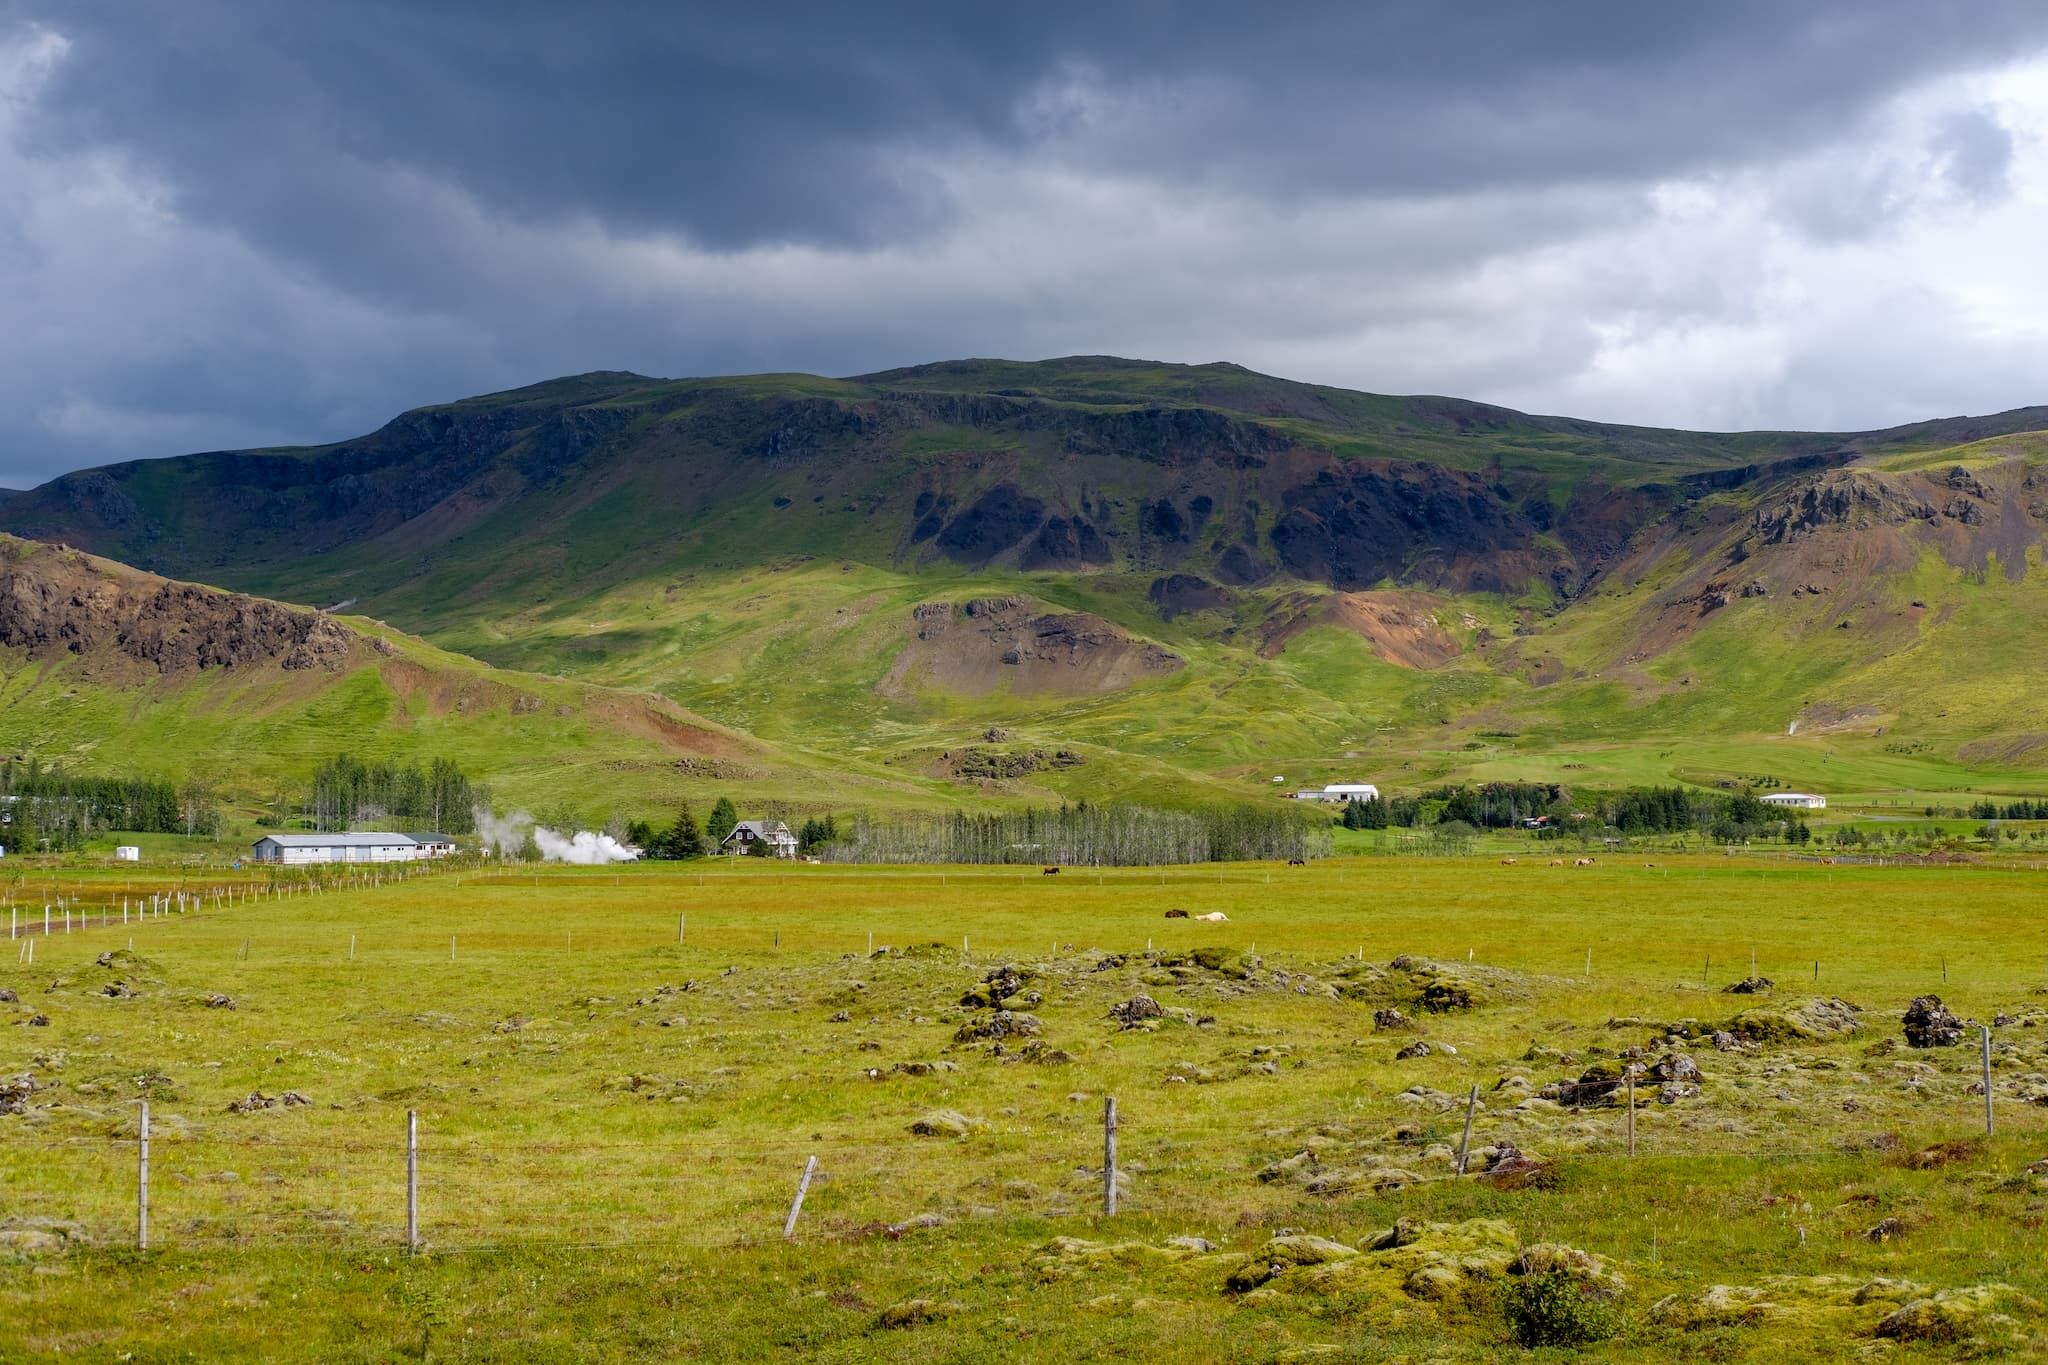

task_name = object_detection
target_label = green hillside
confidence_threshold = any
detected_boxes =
[0,536,953,823]
[5,357,2048,814]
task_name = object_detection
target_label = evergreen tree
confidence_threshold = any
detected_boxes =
[667,805,705,859]
[706,797,738,849]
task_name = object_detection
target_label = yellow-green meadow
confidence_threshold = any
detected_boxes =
[6,855,2048,1360]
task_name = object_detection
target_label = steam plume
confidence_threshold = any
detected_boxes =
[472,806,638,863]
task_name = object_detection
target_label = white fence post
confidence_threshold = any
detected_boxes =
[138,1100,151,1251]
[406,1110,420,1253]
[784,1155,818,1239]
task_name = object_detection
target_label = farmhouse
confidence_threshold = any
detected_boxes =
[405,833,459,858]
[251,832,420,865]
[720,819,799,859]
[1292,782,1380,804]
[1760,793,1827,810]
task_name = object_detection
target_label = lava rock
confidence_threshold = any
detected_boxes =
[1903,995,1964,1048]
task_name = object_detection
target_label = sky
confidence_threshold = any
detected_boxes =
[6,2,2048,486]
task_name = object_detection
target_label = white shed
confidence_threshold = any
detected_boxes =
[114,845,141,862]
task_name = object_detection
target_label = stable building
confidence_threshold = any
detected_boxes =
[250,832,420,865]
[1292,782,1381,804]
[405,833,459,858]
[1760,793,1827,810]
[719,819,799,859]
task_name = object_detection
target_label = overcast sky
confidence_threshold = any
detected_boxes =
[6,3,2048,486]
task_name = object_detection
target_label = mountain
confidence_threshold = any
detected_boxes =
[5,356,2048,808]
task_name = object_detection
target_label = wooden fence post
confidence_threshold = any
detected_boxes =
[1626,1069,1636,1156]
[1455,1086,1479,1174]
[784,1155,818,1239]
[1103,1097,1119,1216]
[1983,1026,1995,1137]
[138,1100,151,1251]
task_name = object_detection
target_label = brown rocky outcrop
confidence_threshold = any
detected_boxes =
[0,538,360,675]
[883,596,1182,699]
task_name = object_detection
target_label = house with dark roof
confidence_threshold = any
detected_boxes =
[719,819,798,859]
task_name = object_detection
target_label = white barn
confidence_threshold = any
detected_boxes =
[1293,782,1381,804]
[251,832,420,865]
[1761,793,1827,810]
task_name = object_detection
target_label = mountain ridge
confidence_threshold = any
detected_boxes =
[4,356,2048,811]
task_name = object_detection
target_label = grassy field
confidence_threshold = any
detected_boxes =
[7,856,2048,1360]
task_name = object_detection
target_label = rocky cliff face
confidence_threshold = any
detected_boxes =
[5,359,2041,628]
[0,538,363,675]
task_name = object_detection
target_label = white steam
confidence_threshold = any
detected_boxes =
[472,807,638,863]
[474,807,532,857]
[533,826,639,864]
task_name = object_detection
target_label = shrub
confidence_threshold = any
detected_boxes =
[1501,1269,1622,1348]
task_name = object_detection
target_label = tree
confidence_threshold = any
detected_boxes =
[1342,796,1389,830]
[667,806,705,860]
[706,797,738,850]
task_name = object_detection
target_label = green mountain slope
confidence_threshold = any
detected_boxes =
[5,357,2048,810]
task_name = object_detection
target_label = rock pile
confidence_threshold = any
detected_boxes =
[1902,995,1964,1048]
[225,1090,312,1114]
[1108,995,1165,1029]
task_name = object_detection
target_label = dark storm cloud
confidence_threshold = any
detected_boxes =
[24,1,2048,251]
[3,1,2048,485]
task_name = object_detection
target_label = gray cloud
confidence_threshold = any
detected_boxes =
[4,2,2048,485]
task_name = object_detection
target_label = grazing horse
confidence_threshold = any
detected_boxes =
[1163,908,1189,919]
[1499,857,1518,865]
[1286,857,1306,867]
[1042,866,1060,876]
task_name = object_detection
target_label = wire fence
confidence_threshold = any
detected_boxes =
[10,1064,2042,1257]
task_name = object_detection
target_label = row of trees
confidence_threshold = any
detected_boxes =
[1338,795,1422,829]
[824,802,1330,866]
[625,800,843,859]
[0,760,220,851]
[1338,782,1814,845]
[1971,798,2048,820]
[306,755,476,833]
[628,798,734,860]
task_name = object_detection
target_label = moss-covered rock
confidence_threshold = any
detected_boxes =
[1876,1284,2039,1346]
[0,1217,89,1261]
[1225,1235,1359,1291]
[907,1109,983,1138]
[1651,1282,1779,1330]
[1240,1218,1529,1310]
[1028,1235,1215,1282]
[1726,996,1862,1043]
[1650,1274,2033,1347]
